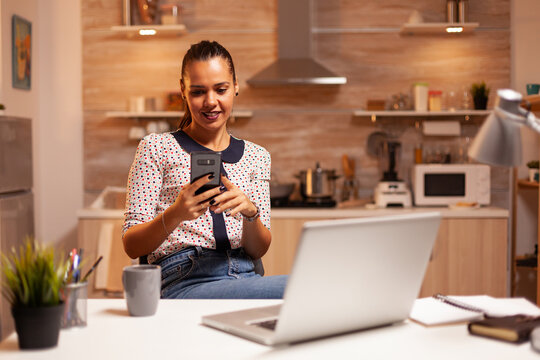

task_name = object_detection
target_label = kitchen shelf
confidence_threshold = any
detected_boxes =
[518,179,539,189]
[352,109,490,122]
[105,110,253,119]
[110,24,187,37]
[400,22,479,35]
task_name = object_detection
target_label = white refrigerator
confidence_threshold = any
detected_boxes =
[0,116,34,340]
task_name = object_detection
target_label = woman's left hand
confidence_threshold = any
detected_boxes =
[210,176,257,218]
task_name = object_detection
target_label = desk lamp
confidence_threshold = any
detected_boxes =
[468,89,540,167]
[469,89,540,350]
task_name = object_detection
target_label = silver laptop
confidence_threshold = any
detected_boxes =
[202,212,441,345]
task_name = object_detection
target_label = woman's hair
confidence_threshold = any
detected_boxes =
[178,40,237,130]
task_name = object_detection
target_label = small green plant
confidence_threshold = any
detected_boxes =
[0,104,5,110]
[470,81,490,109]
[1,238,67,308]
[470,81,490,99]
[527,160,539,169]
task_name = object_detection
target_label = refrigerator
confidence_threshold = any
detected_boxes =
[0,116,34,340]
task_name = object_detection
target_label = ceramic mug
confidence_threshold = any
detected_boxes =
[122,265,161,317]
[129,96,146,113]
[526,84,540,95]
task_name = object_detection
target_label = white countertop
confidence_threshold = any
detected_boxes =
[0,299,536,359]
[271,206,509,219]
[77,206,508,220]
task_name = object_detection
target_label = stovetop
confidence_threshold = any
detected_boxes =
[271,198,337,208]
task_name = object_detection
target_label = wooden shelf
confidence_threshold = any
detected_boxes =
[353,109,490,122]
[400,22,479,35]
[518,179,539,189]
[105,110,253,119]
[110,24,187,37]
[523,94,540,112]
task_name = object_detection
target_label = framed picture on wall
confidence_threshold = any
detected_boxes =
[12,15,32,90]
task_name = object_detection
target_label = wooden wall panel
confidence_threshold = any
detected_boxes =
[82,0,511,204]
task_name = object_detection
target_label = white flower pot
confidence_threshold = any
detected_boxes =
[529,168,539,182]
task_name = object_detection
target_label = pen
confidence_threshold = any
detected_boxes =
[73,253,80,283]
[81,256,103,282]
[65,248,78,283]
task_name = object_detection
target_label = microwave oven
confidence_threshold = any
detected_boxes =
[411,164,490,206]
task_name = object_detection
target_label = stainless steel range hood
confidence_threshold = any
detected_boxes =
[247,0,346,86]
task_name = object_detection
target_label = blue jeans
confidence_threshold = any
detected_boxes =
[156,246,288,299]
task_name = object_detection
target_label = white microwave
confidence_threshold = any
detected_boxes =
[411,164,490,206]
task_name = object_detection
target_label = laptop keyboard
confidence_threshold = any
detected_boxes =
[253,319,278,331]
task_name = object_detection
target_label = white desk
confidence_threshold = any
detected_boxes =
[0,299,537,359]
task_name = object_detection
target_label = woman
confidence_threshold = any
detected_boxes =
[122,40,287,299]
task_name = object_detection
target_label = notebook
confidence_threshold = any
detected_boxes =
[201,212,441,345]
[410,294,540,327]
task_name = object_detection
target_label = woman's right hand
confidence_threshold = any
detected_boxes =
[170,174,223,222]
[123,174,223,259]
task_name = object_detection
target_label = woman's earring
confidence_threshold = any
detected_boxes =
[235,92,239,97]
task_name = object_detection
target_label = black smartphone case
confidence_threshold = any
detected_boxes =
[190,151,222,195]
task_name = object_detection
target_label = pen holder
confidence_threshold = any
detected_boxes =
[61,281,88,329]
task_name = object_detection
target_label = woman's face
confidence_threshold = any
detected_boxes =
[181,57,238,133]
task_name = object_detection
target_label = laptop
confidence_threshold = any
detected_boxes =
[202,212,441,345]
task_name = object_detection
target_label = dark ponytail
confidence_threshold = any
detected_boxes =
[178,40,237,130]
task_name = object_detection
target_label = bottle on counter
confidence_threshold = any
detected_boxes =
[428,90,443,111]
[413,121,423,164]
[413,82,429,112]
[415,144,423,164]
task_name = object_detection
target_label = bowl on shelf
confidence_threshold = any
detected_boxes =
[270,182,295,201]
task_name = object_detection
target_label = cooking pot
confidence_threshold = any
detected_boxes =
[296,162,339,199]
[270,182,295,200]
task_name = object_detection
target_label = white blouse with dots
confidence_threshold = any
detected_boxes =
[122,132,271,264]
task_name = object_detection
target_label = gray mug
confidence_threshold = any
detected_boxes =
[122,264,161,317]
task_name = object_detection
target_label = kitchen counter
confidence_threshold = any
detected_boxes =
[78,204,509,297]
[272,206,508,219]
[77,206,508,220]
[265,206,509,296]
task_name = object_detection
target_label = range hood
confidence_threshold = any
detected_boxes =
[247,0,347,86]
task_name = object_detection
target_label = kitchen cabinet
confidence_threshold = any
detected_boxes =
[78,207,508,298]
[78,218,133,297]
[264,212,508,297]
[512,178,538,300]
[419,218,507,297]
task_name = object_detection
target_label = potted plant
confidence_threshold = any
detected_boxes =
[470,81,490,110]
[527,160,539,182]
[0,104,5,115]
[1,238,67,349]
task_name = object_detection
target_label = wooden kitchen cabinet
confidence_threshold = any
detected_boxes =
[78,218,133,297]
[419,218,507,297]
[264,217,508,298]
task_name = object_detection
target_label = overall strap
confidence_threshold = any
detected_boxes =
[171,130,245,252]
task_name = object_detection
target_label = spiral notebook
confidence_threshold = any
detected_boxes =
[410,294,540,326]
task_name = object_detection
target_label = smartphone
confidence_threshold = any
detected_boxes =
[190,151,222,196]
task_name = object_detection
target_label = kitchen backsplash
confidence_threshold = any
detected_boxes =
[82,0,511,209]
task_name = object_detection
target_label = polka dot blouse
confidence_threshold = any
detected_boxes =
[122,131,271,264]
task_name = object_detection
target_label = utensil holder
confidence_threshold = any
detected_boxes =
[62,282,88,328]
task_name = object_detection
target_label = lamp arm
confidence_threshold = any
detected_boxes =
[493,106,540,134]
[525,111,540,134]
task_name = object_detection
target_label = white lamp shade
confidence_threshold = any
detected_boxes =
[468,111,523,167]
